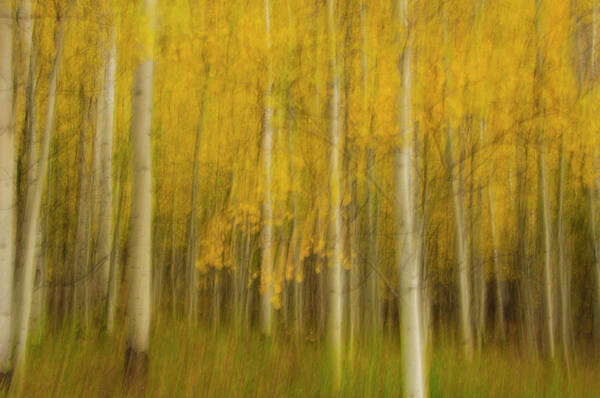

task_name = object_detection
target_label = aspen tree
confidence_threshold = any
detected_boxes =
[74,88,91,327]
[535,0,556,359]
[327,0,343,387]
[14,5,67,380]
[487,152,506,340]
[126,0,156,373]
[361,3,381,336]
[557,138,572,370]
[443,3,474,357]
[0,0,14,379]
[343,0,360,353]
[261,0,274,336]
[107,171,125,334]
[396,0,425,396]
[97,25,117,323]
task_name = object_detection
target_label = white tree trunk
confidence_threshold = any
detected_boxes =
[260,0,274,336]
[327,0,343,388]
[127,0,155,358]
[0,0,14,375]
[107,173,124,334]
[447,125,474,357]
[97,27,117,321]
[442,4,473,357]
[396,1,425,396]
[15,12,66,378]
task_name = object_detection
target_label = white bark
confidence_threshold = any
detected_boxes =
[442,4,473,357]
[447,126,474,357]
[15,12,66,377]
[127,0,155,354]
[326,0,343,387]
[0,0,14,374]
[396,1,425,396]
[97,27,117,317]
[107,173,124,334]
[260,0,274,336]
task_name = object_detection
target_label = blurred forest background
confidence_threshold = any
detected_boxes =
[0,0,600,396]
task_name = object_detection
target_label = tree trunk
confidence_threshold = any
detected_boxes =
[343,7,359,354]
[488,173,506,340]
[0,0,14,378]
[535,0,555,359]
[14,10,66,381]
[125,0,156,379]
[556,139,571,370]
[442,4,473,357]
[73,88,91,328]
[327,0,343,387]
[187,76,207,326]
[260,0,274,337]
[97,26,117,325]
[107,172,124,334]
[396,2,425,396]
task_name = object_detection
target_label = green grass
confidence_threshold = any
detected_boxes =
[8,320,600,397]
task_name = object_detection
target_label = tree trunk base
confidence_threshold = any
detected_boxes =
[124,347,149,393]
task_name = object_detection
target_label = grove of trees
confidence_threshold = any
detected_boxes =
[0,0,599,396]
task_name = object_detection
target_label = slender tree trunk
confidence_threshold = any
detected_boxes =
[107,173,124,334]
[260,0,274,337]
[488,172,506,340]
[16,5,36,325]
[125,0,156,378]
[471,128,486,350]
[14,10,67,381]
[478,116,505,342]
[327,0,343,387]
[539,133,555,348]
[288,109,303,340]
[362,11,381,338]
[31,189,49,344]
[447,126,474,357]
[419,132,432,347]
[396,2,425,396]
[556,139,571,370]
[343,8,359,355]
[187,77,207,326]
[97,26,117,326]
[535,0,555,359]
[442,4,473,357]
[516,142,537,355]
[0,0,14,379]
[73,88,91,328]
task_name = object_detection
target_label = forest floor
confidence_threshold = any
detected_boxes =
[6,318,600,397]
